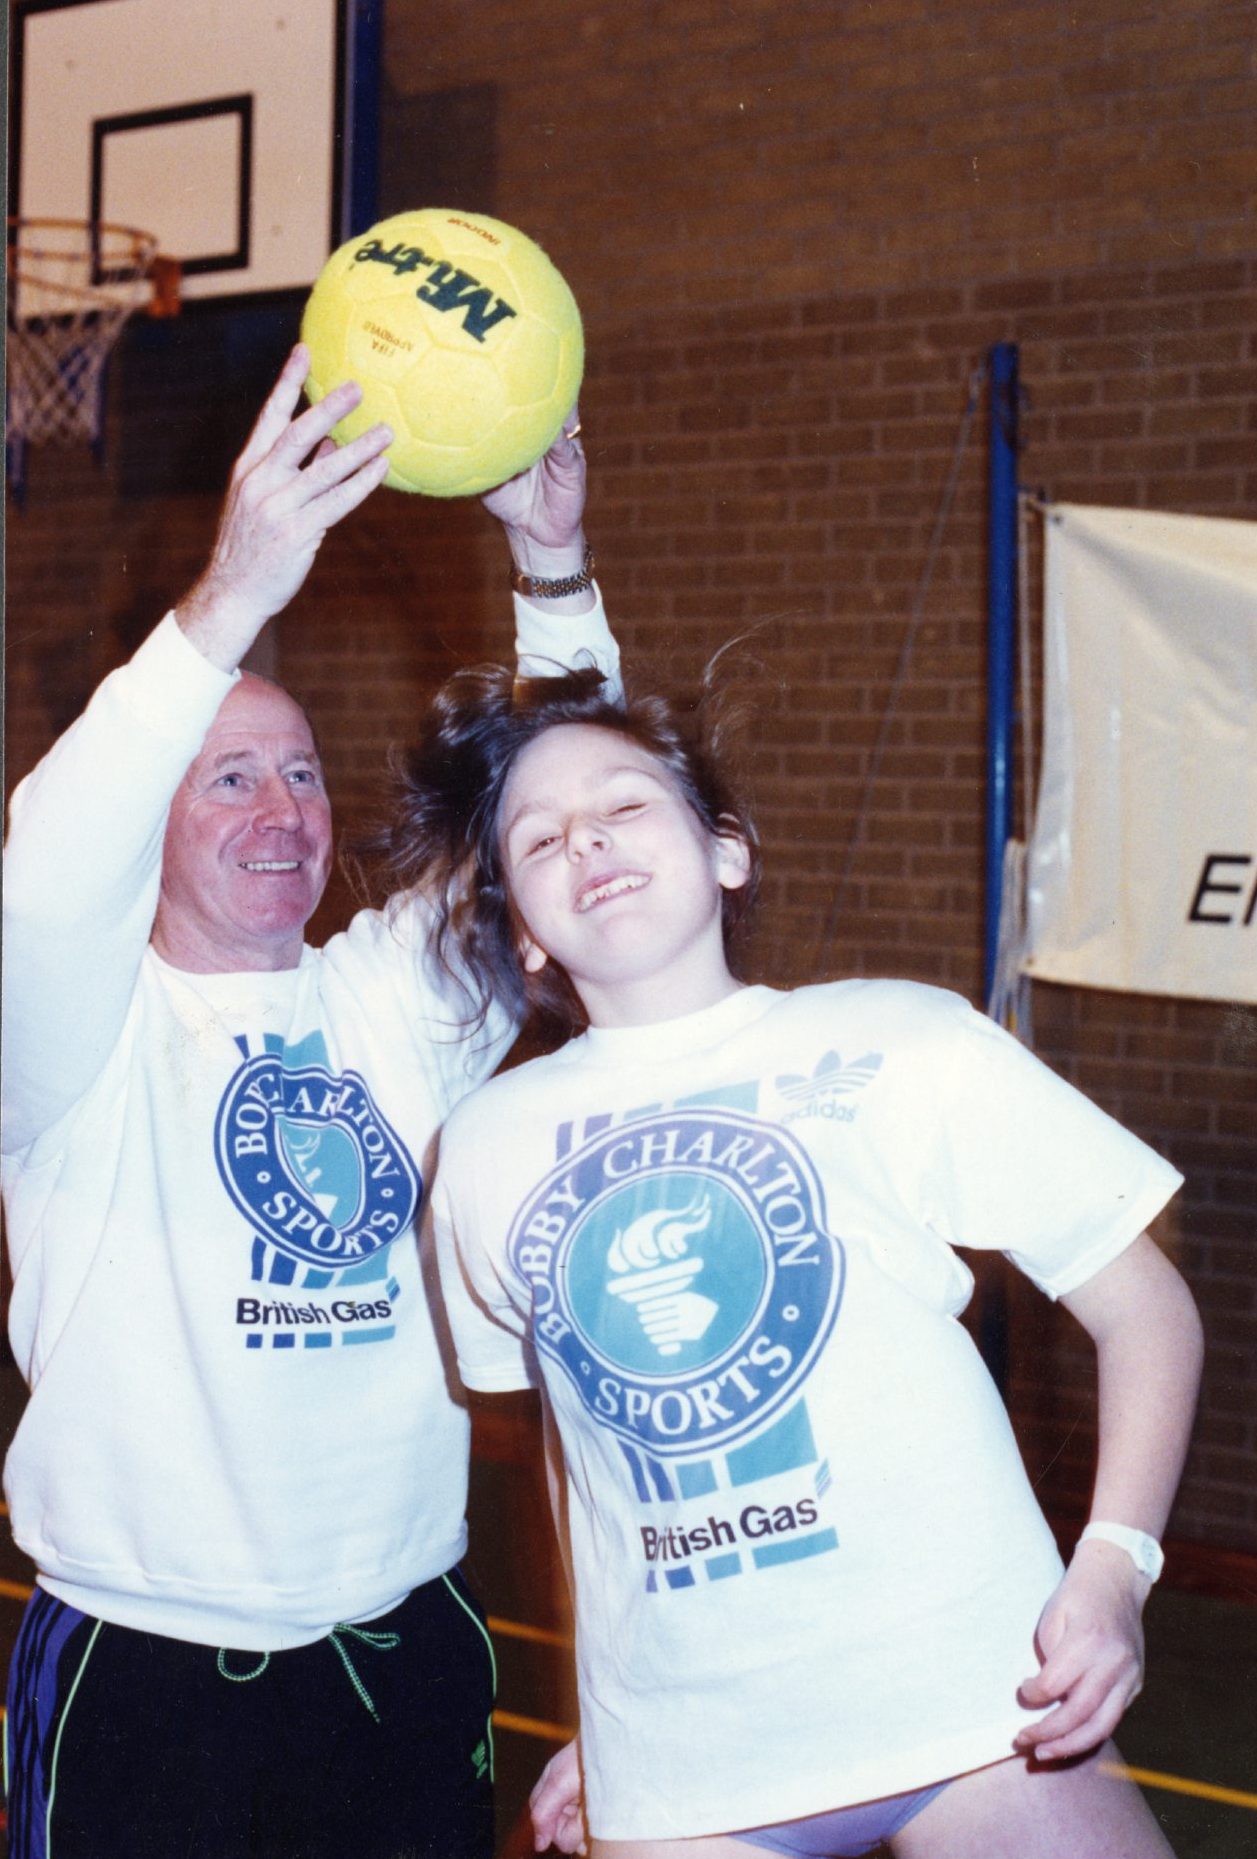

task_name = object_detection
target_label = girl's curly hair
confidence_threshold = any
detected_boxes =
[357,663,762,1042]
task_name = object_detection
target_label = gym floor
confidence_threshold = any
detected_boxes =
[1,1376,1253,1858]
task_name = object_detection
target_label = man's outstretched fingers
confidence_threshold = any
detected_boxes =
[263,419,392,525]
[233,344,313,478]
[301,420,392,492]
[269,379,364,472]
[303,444,392,530]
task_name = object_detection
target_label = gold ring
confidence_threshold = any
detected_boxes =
[567,421,583,440]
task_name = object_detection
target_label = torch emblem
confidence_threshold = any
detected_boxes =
[606,1193,718,1358]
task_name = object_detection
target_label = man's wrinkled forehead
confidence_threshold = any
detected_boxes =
[186,676,322,780]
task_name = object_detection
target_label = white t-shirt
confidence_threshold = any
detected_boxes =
[1,599,619,1651]
[433,981,1182,1840]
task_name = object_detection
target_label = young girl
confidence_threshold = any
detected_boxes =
[387,665,1201,1859]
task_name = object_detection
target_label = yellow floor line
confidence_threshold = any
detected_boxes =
[0,1580,32,1603]
[487,1613,572,1650]
[1104,1759,1257,1812]
[491,1707,575,1743]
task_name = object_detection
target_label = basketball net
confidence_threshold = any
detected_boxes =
[6,218,179,481]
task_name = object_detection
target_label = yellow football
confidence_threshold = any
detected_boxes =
[301,208,584,497]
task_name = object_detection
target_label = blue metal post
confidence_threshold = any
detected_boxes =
[985,342,1019,1009]
[342,0,382,239]
[980,343,1019,1401]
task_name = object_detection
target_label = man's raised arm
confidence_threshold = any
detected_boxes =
[1,352,392,1150]
[176,346,391,670]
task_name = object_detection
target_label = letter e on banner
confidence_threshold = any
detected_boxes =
[1027,504,1257,1004]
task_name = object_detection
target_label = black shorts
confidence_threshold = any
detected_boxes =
[5,1570,496,1859]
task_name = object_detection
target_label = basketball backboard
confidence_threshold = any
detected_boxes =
[10,0,380,304]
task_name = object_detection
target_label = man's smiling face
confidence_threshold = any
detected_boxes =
[152,674,333,973]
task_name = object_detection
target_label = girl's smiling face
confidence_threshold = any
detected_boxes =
[498,722,751,1027]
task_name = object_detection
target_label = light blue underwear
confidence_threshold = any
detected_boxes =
[731,1779,951,1857]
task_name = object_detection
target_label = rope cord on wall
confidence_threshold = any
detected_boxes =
[811,358,989,980]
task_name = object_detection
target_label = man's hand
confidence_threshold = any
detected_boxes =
[177,344,393,670]
[529,1737,586,1855]
[483,411,590,603]
[1014,1544,1149,1762]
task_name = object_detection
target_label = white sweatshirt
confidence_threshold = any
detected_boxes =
[1,598,619,1650]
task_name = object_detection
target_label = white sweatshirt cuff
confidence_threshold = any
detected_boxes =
[513,586,621,693]
[118,612,241,742]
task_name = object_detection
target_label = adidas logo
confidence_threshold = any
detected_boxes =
[775,1051,882,1122]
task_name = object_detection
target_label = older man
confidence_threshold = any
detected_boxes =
[1,349,616,1859]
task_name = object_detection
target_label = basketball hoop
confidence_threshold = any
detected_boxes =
[6,217,180,490]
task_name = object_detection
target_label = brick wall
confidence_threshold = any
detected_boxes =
[5,0,1255,1555]
[382,0,1255,297]
[574,258,1257,1555]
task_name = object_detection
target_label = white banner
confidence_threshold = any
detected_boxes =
[1026,503,1257,1005]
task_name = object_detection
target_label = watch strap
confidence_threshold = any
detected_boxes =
[1078,1521,1164,1581]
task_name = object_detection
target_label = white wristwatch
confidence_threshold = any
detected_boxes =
[1078,1521,1164,1582]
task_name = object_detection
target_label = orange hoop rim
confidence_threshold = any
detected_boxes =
[8,214,161,313]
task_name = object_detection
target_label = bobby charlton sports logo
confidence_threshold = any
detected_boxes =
[508,1110,845,1457]
[215,1056,419,1269]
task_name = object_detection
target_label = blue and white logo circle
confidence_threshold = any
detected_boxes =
[215,1058,419,1267]
[509,1109,844,1455]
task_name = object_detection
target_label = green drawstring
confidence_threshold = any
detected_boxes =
[215,1623,400,1723]
[326,1623,401,1724]
[217,1649,271,1683]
